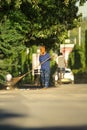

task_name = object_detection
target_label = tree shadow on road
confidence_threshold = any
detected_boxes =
[0,109,87,130]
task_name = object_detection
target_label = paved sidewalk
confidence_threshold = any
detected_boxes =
[0,84,87,130]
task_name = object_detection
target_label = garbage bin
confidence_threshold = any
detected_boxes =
[34,69,41,86]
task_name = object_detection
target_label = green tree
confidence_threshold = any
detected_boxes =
[0,11,27,83]
[85,30,87,68]
[68,44,85,70]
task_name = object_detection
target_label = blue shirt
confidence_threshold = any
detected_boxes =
[39,53,50,70]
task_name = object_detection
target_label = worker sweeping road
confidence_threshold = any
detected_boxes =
[39,46,51,88]
[5,47,56,89]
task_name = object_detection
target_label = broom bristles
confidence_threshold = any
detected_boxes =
[11,71,31,85]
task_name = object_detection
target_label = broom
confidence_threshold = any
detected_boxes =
[11,55,55,86]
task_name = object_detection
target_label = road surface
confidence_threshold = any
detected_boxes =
[0,84,87,130]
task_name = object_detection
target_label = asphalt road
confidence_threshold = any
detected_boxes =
[0,84,87,130]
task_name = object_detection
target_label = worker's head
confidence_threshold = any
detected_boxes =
[40,46,46,55]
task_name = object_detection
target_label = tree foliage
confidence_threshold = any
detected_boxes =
[0,0,84,48]
[68,18,87,71]
[68,44,85,70]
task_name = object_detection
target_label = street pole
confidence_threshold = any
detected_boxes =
[78,26,81,46]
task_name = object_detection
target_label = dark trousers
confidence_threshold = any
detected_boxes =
[58,67,65,79]
[40,69,50,87]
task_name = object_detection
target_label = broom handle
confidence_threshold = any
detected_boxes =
[20,55,53,79]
